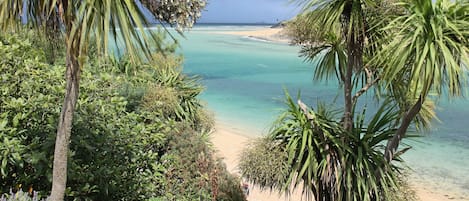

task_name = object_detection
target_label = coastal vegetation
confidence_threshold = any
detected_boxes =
[0,28,246,201]
[0,0,211,200]
[240,0,469,200]
[0,0,467,200]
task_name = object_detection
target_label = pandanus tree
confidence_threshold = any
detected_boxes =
[376,0,469,163]
[0,0,206,200]
[241,0,469,200]
[297,0,370,132]
[292,0,469,179]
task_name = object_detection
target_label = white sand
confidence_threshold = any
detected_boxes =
[209,28,467,201]
[215,27,291,44]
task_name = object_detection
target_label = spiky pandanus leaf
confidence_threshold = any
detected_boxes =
[374,0,469,163]
[241,91,406,201]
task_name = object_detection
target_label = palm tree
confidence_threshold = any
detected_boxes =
[240,92,406,201]
[376,0,469,162]
[299,0,389,131]
[0,1,205,200]
[243,0,468,199]
[298,0,372,132]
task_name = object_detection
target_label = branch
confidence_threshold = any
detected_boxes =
[297,99,332,165]
[377,96,423,182]
[298,99,315,125]
[384,95,423,162]
[352,68,380,105]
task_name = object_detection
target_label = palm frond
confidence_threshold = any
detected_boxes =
[244,90,405,201]
[376,0,469,99]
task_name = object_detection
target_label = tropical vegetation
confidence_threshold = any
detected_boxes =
[240,0,468,200]
[0,27,246,201]
[0,0,206,200]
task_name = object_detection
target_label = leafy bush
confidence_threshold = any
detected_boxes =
[0,32,172,200]
[156,127,245,201]
[0,32,62,193]
[238,138,290,191]
[1,30,242,201]
[110,53,214,131]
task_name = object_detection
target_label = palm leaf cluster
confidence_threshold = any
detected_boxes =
[0,1,207,200]
[241,92,409,201]
[145,57,212,131]
[244,0,469,200]
[377,0,469,99]
[375,0,469,161]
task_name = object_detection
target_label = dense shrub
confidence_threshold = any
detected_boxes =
[238,138,290,191]
[1,30,243,201]
[0,32,170,200]
[0,33,62,193]
[155,127,245,201]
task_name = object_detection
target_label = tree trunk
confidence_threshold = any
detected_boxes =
[49,50,81,201]
[343,55,353,132]
[45,9,61,65]
[384,96,423,162]
[341,2,364,132]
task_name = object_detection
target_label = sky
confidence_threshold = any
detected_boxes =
[198,0,301,24]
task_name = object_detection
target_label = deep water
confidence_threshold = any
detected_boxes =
[177,25,469,198]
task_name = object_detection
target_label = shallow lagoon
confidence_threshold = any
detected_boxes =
[177,25,469,198]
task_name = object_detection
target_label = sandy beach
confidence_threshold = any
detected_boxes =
[209,28,468,201]
[211,121,467,201]
[214,27,291,44]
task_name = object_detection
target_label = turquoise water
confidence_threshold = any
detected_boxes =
[176,25,469,198]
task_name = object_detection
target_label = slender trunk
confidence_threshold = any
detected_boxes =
[49,49,80,201]
[343,55,353,132]
[384,96,423,162]
[341,5,353,132]
[46,9,61,65]
[341,2,363,132]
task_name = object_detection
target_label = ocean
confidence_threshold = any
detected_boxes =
[175,25,469,198]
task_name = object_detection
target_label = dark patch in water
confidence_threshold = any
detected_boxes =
[186,73,227,80]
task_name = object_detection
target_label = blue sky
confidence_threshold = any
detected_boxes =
[198,0,300,23]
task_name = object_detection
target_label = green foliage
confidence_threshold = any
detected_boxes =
[240,91,413,201]
[109,53,214,132]
[376,0,469,98]
[286,13,347,84]
[0,32,169,200]
[154,127,245,201]
[66,70,172,200]
[238,138,290,191]
[1,30,242,201]
[140,0,207,31]
[247,0,468,200]
[0,33,63,192]
[145,58,213,131]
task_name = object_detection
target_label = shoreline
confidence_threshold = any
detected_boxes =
[210,27,292,44]
[211,120,467,201]
[206,28,468,201]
